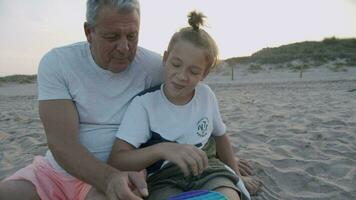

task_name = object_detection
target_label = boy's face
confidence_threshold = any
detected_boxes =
[163,40,209,104]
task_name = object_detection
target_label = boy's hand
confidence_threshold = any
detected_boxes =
[159,143,208,176]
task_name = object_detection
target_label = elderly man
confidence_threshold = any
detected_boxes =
[0,0,162,199]
[0,1,257,199]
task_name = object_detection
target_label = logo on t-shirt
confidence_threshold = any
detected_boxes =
[196,117,209,137]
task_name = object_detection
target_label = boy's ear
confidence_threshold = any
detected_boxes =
[163,50,168,63]
[201,68,210,81]
[84,22,93,43]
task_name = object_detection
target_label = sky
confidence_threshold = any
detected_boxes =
[0,0,356,76]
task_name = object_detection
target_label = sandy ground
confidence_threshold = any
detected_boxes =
[0,68,355,199]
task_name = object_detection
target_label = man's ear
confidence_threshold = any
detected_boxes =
[84,22,93,43]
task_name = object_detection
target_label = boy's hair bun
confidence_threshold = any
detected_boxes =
[188,11,206,31]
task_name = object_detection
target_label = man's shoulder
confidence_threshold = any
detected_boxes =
[132,47,163,86]
[135,47,162,67]
[50,41,88,54]
[136,46,161,58]
[38,41,89,77]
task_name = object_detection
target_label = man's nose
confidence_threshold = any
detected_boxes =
[116,38,129,52]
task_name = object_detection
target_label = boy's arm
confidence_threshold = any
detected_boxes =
[108,139,208,176]
[214,134,241,176]
[108,139,164,171]
[215,134,261,195]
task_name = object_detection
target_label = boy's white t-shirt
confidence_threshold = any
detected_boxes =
[37,41,163,174]
[115,83,253,199]
[116,83,226,150]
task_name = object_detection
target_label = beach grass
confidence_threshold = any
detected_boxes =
[0,75,37,85]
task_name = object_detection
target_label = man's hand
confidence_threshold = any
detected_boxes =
[105,171,148,200]
[159,143,208,177]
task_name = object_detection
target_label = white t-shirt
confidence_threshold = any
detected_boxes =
[116,83,226,161]
[37,41,163,174]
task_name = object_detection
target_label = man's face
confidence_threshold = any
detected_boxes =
[85,6,140,73]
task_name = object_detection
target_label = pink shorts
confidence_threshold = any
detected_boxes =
[4,156,91,200]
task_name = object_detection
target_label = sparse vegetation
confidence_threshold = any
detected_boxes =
[248,64,263,73]
[291,64,308,72]
[329,64,347,72]
[345,57,356,66]
[221,71,231,76]
[225,37,356,69]
[0,75,37,85]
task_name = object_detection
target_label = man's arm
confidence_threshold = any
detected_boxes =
[39,100,116,190]
[39,100,147,199]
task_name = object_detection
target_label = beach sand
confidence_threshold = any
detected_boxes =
[1,67,355,199]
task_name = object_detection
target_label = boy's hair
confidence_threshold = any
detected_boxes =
[86,0,140,27]
[166,11,219,71]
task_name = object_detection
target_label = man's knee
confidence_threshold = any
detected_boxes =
[85,187,106,200]
[0,180,40,200]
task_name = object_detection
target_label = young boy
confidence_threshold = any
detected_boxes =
[108,11,250,200]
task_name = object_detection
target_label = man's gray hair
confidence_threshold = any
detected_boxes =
[86,0,140,27]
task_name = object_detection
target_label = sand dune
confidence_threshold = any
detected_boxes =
[1,68,355,199]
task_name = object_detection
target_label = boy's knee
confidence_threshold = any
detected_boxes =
[147,186,182,200]
[214,187,241,200]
